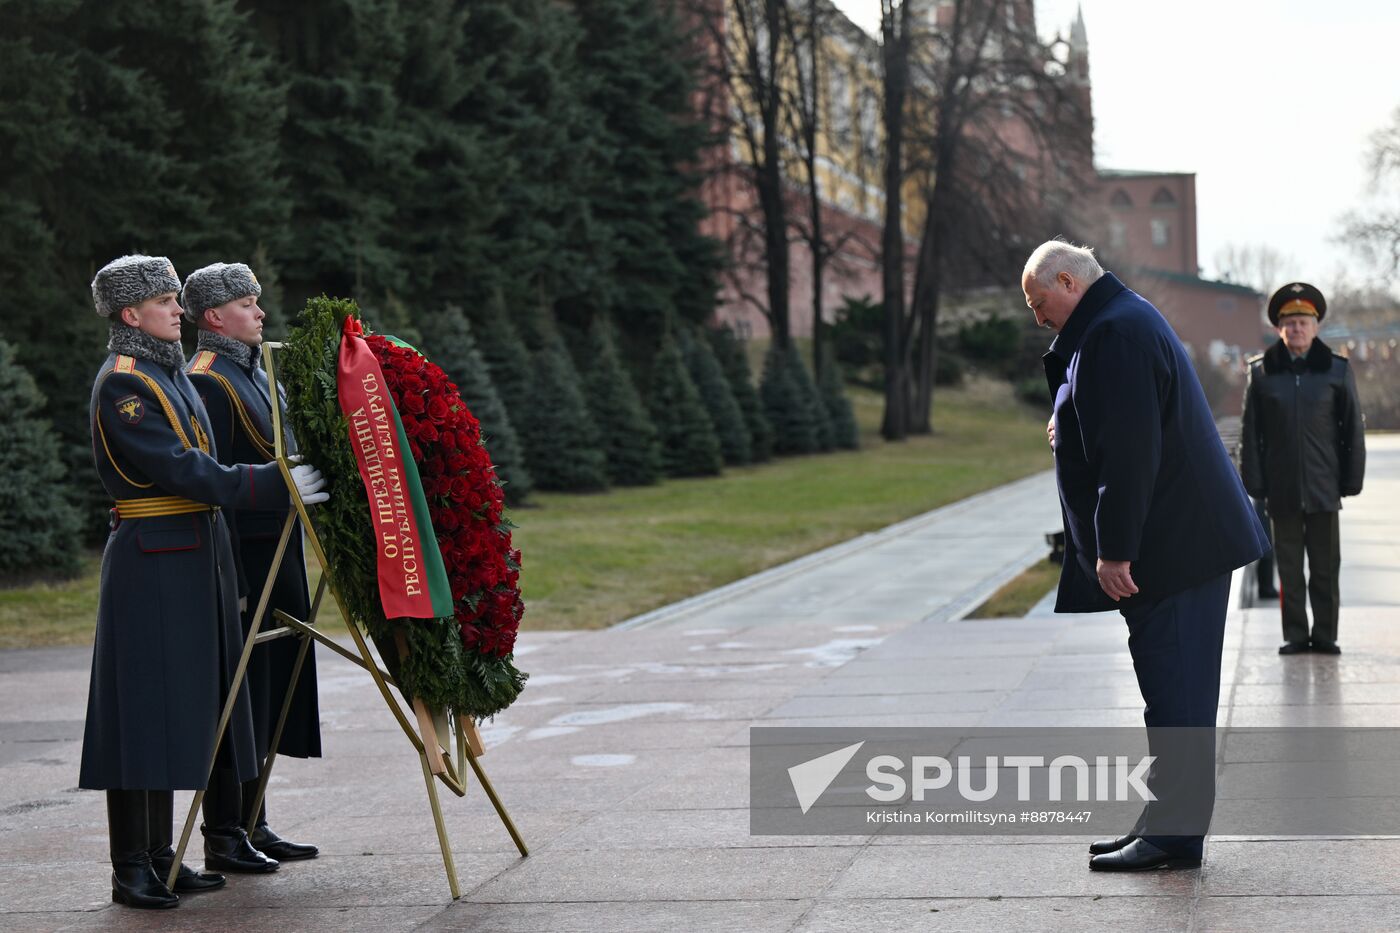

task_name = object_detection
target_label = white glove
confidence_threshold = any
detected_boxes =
[290,463,330,505]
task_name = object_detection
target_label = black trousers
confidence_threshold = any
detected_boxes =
[1270,509,1341,645]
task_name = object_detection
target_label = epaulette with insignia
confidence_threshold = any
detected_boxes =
[114,355,136,374]
[189,350,217,375]
[1245,352,1264,365]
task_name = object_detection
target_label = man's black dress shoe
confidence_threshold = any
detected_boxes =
[1088,833,1137,855]
[1278,641,1309,655]
[1089,838,1201,872]
[251,824,319,861]
[203,827,280,873]
[150,847,225,892]
[1311,641,1342,655]
[1258,586,1278,599]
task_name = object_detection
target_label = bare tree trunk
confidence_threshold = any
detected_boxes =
[879,1,910,441]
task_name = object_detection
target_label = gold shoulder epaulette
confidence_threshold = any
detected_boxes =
[1245,352,1264,365]
[189,350,217,375]
[114,355,136,374]
[206,368,276,460]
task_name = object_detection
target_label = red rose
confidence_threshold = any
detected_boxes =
[399,393,426,416]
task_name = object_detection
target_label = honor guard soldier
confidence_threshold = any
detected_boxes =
[183,262,321,865]
[79,255,328,909]
[1240,283,1366,655]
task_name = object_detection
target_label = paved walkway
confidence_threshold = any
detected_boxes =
[2,438,1397,932]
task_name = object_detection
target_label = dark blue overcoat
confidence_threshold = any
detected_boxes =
[79,352,285,790]
[187,348,322,761]
[1044,273,1269,612]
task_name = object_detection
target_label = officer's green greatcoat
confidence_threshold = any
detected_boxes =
[187,347,322,761]
[79,351,284,790]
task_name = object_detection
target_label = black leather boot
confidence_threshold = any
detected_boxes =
[108,790,179,909]
[147,789,225,892]
[202,769,279,874]
[243,778,318,861]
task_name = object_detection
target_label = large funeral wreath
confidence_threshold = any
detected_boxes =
[279,297,526,719]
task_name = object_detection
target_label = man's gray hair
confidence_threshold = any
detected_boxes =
[1023,240,1104,286]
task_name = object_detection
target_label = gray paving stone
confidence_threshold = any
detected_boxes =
[794,895,1194,932]
[825,842,1199,899]
[416,899,813,933]
[465,846,856,903]
[1193,895,1400,932]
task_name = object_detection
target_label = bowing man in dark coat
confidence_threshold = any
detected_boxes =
[184,262,322,865]
[1023,241,1269,872]
[81,256,328,909]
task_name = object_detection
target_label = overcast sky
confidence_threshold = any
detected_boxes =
[830,1,1398,290]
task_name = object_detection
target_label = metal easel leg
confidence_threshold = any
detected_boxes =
[244,577,327,835]
[419,752,462,900]
[167,510,297,890]
[463,746,529,857]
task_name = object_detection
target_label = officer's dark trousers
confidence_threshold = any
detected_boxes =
[1270,509,1340,645]
[1121,573,1230,859]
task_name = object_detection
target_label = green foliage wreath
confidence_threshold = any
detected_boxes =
[278,296,526,719]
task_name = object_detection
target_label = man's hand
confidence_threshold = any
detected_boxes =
[1096,558,1139,601]
[1046,416,1056,449]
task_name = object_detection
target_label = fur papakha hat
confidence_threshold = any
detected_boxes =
[91,255,182,318]
[180,262,262,323]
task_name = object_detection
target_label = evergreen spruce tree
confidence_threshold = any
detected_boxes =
[818,346,860,450]
[392,0,502,313]
[787,345,834,452]
[679,328,751,466]
[453,0,615,326]
[571,0,723,334]
[0,340,82,580]
[6,0,284,541]
[470,296,536,428]
[243,0,416,309]
[417,306,532,504]
[580,318,662,486]
[760,344,818,456]
[649,334,723,477]
[502,304,609,492]
[708,326,773,462]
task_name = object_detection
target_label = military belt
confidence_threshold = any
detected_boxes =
[113,496,220,519]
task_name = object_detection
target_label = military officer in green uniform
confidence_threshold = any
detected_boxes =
[80,255,328,909]
[183,262,321,865]
[1240,283,1366,655]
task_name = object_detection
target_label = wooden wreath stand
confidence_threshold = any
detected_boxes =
[166,340,528,900]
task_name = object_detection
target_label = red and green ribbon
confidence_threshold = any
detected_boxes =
[336,317,453,620]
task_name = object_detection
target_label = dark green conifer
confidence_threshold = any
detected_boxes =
[818,346,860,450]
[787,345,834,452]
[508,306,609,492]
[580,318,662,486]
[649,335,722,477]
[572,0,721,333]
[417,306,532,504]
[708,326,773,462]
[0,340,83,580]
[760,344,819,456]
[679,328,751,465]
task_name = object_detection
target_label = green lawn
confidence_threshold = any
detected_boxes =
[967,557,1061,619]
[514,381,1049,629]
[0,381,1051,647]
